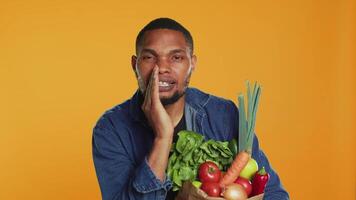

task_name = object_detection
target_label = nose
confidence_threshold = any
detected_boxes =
[157,57,171,74]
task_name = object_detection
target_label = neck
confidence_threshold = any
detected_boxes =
[164,95,185,127]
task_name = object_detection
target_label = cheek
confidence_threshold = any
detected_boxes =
[136,66,151,86]
[175,65,192,86]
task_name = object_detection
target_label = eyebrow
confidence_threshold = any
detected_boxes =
[141,48,187,56]
[169,49,186,54]
[141,48,158,56]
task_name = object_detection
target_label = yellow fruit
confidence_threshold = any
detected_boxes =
[239,158,258,180]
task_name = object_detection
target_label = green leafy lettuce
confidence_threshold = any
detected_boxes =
[167,130,236,191]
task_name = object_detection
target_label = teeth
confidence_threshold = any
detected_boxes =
[159,81,170,87]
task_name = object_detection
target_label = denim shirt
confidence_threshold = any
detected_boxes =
[92,87,289,200]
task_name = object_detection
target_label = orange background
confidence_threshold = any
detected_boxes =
[1,0,355,199]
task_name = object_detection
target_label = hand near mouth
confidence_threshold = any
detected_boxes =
[141,65,174,140]
[141,65,175,182]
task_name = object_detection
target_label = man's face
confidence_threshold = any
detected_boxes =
[132,29,197,105]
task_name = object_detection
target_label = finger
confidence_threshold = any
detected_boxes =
[144,67,156,107]
[151,66,160,103]
[142,82,151,111]
[145,78,151,102]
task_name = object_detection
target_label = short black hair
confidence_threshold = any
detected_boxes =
[135,18,194,55]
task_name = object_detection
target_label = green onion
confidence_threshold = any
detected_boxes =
[238,81,262,154]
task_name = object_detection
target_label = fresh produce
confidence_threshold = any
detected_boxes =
[219,82,261,188]
[192,180,202,188]
[239,158,259,180]
[200,182,222,197]
[234,177,252,197]
[238,81,261,154]
[198,161,221,183]
[219,150,250,187]
[251,167,270,196]
[222,183,247,200]
[228,139,238,157]
[167,131,234,191]
[168,81,268,199]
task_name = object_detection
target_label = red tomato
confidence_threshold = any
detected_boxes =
[198,161,221,183]
[201,182,222,197]
[234,177,252,197]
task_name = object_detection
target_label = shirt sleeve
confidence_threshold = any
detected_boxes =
[251,135,290,200]
[92,118,172,200]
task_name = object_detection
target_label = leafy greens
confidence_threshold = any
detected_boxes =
[167,130,236,191]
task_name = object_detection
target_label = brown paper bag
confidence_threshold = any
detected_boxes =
[176,181,264,200]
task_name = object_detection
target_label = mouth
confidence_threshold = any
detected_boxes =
[158,79,176,92]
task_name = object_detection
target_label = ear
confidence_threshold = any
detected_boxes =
[131,55,138,77]
[191,55,197,71]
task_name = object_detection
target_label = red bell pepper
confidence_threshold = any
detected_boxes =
[251,167,270,196]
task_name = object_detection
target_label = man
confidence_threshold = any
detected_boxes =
[92,18,289,200]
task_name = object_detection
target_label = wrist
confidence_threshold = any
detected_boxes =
[154,129,174,141]
[148,133,174,182]
[154,134,173,143]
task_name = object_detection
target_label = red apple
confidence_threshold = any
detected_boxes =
[201,182,222,197]
[234,177,252,197]
[198,161,221,183]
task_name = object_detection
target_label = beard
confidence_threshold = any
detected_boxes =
[160,90,186,106]
[159,69,192,106]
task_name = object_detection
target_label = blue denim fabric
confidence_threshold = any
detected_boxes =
[92,87,289,200]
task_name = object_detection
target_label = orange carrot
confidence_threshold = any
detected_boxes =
[219,150,250,188]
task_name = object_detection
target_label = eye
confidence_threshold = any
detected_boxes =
[172,55,184,61]
[141,55,156,63]
[142,56,152,60]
